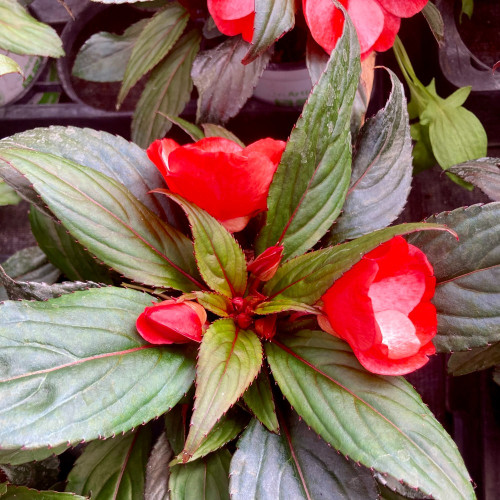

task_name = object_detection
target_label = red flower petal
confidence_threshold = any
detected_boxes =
[409,301,438,345]
[303,0,345,54]
[208,0,255,42]
[377,0,429,18]
[348,0,385,54]
[147,138,180,179]
[371,8,400,53]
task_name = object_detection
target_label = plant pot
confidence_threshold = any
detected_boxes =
[253,62,312,107]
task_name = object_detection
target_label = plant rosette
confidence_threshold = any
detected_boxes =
[0,10,498,500]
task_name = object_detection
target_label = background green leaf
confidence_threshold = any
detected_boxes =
[132,29,200,148]
[448,342,500,376]
[118,3,188,107]
[192,37,270,124]
[72,20,149,82]
[329,70,412,244]
[182,320,262,461]
[169,449,231,500]
[0,0,63,57]
[263,223,448,305]
[144,433,172,500]
[201,124,244,147]
[0,485,84,499]
[408,203,500,351]
[0,287,195,465]
[0,53,22,76]
[242,0,296,63]
[0,148,201,291]
[0,456,59,491]
[66,427,152,499]
[447,158,500,201]
[256,12,360,260]
[0,180,21,206]
[165,193,247,298]
[266,330,474,500]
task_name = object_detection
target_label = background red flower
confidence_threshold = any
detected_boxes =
[207,0,255,42]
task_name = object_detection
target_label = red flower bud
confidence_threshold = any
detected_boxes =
[247,245,284,282]
[320,236,437,375]
[136,300,206,345]
[303,0,428,58]
[147,137,285,232]
[207,0,255,42]
[254,315,277,340]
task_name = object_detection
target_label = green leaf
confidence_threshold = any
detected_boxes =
[30,207,113,284]
[408,204,500,351]
[242,0,296,63]
[329,70,412,244]
[447,158,500,201]
[181,320,262,461]
[0,485,84,499]
[0,54,22,77]
[162,114,205,141]
[165,404,188,457]
[169,449,231,500]
[201,124,244,147]
[192,37,270,124]
[172,410,248,465]
[0,246,59,301]
[0,456,59,490]
[0,180,21,206]
[144,433,172,500]
[193,292,230,317]
[448,342,500,376]
[72,19,149,82]
[163,193,247,298]
[132,29,201,148]
[256,10,360,260]
[230,417,378,500]
[263,223,450,305]
[0,264,99,301]
[0,126,173,222]
[266,330,475,500]
[0,0,63,57]
[242,369,279,433]
[461,0,474,20]
[118,3,189,107]
[254,298,318,315]
[66,427,152,499]
[0,287,195,465]
[422,2,444,45]
[0,148,201,291]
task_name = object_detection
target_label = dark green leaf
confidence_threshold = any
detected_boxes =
[266,330,474,499]
[163,193,247,298]
[242,0,296,63]
[242,369,279,433]
[0,0,63,57]
[0,287,195,465]
[118,3,189,107]
[263,223,449,305]
[0,246,60,301]
[132,29,201,148]
[72,20,149,82]
[201,124,244,147]
[422,2,445,45]
[181,320,262,461]
[447,158,500,201]
[165,404,188,457]
[0,484,84,499]
[144,433,172,500]
[162,114,205,141]
[448,343,500,376]
[192,37,270,124]
[0,264,99,301]
[172,410,247,465]
[0,148,201,291]
[169,449,231,500]
[30,207,113,284]
[254,299,318,315]
[66,427,152,499]
[257,10,360,260]
[0,456,59,490]
[408,204,500,351]
[0,126,173,221]
[329,70,412,244]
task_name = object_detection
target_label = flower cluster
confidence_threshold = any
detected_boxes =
[138,137,438,376]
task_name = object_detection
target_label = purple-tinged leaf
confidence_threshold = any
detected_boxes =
[447,158,500,201]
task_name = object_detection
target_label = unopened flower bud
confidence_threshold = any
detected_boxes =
[247,245,284,281]
[254,315,277,340]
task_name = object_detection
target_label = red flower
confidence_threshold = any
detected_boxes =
[303,0,428,59]
[247,245,284,282]
[319,236,437,375]
[147,137,286,232]
[136,300,207,344]
[207,0,255,42]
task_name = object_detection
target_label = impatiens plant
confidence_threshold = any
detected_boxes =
[0,8,498,500]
